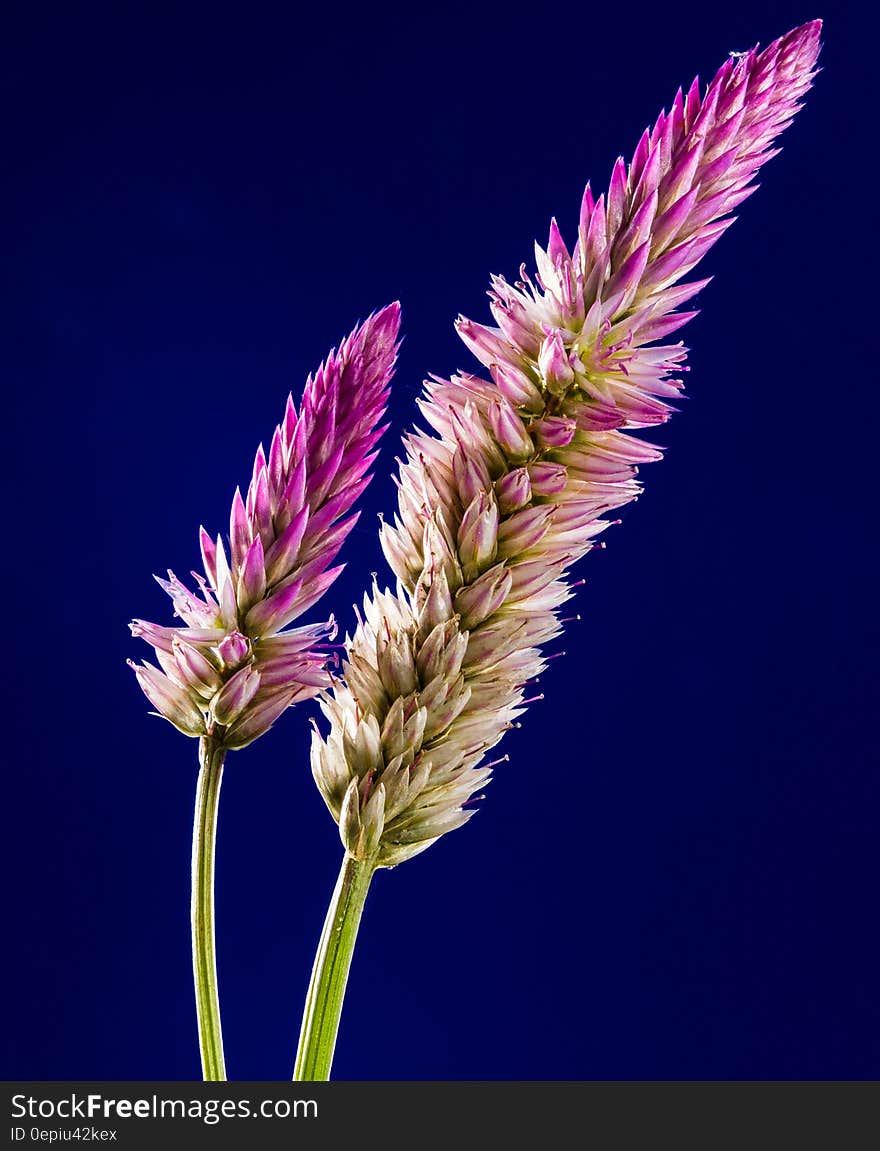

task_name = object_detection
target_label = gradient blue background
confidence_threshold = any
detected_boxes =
[3,2,876,1081]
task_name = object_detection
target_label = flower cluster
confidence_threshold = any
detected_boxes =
[310,22,821,864]
[130,305,401,750]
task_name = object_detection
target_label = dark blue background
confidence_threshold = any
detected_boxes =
[3,2,876,1081]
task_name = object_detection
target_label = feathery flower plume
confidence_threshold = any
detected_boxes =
[294,21,820,1081]
[130,303,401,751]
[310,23,821,866]
[128,304,400,1082]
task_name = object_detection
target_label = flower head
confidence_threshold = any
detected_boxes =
[130,303,401,749]
[310,22,821,864]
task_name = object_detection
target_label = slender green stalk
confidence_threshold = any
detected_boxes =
[192,736,227,1081]
[293,853,376,1081]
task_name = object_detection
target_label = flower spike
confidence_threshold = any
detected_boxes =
[131,303,401,749]
[310,22,822,867]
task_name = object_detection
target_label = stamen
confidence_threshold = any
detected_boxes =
[484,754,510,770]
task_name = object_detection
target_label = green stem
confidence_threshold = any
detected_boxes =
[293,852,376,1081]
[192,736,227,1081]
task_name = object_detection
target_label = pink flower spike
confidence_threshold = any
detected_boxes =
[450,21,821,427]
[131,305,401,751]
[310,21,821,871]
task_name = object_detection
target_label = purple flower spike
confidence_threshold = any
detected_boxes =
[310,22,821,867]
[131,304,401,749]
[458,21,822,431]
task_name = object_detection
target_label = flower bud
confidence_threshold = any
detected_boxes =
[339,778,386,861]
[457,492,499,578]
[415,620,464,685]
[216,630,250,669]
[497,504,556,557]
[488,400,535,463]
[311,727,351,818]
[422,516,463,595]
[210,665,261,726]
[223,688,294,749]
[538,330,575,396]
[452,444,491,509]
[344,650,389,716]
[380,517,421,588]
[377,626,419,698]
[172,637,222,699]
[359,783,387,859]
[244,578,304,637]
[342,713,383,775]
[339,778,363,858]
[527,462,568,496]
[381,697,427,763]
[128,661,205,737]
[494,467,532,514]
[416,564,455,637]
[529,416,577,450]
[454,564,512,628]
[489,361,545,414]
[422,677,471,740]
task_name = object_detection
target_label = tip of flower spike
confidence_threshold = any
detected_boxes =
[797,18,822,36]
[367,301,403,346]
[377,299,402,321]
[771,19,823,67]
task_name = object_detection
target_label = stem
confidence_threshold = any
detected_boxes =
[192,736,227,1081]
[293,852,376,1081]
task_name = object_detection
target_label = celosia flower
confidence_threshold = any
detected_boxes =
[130,304,401,750]
[310,22,821,865]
